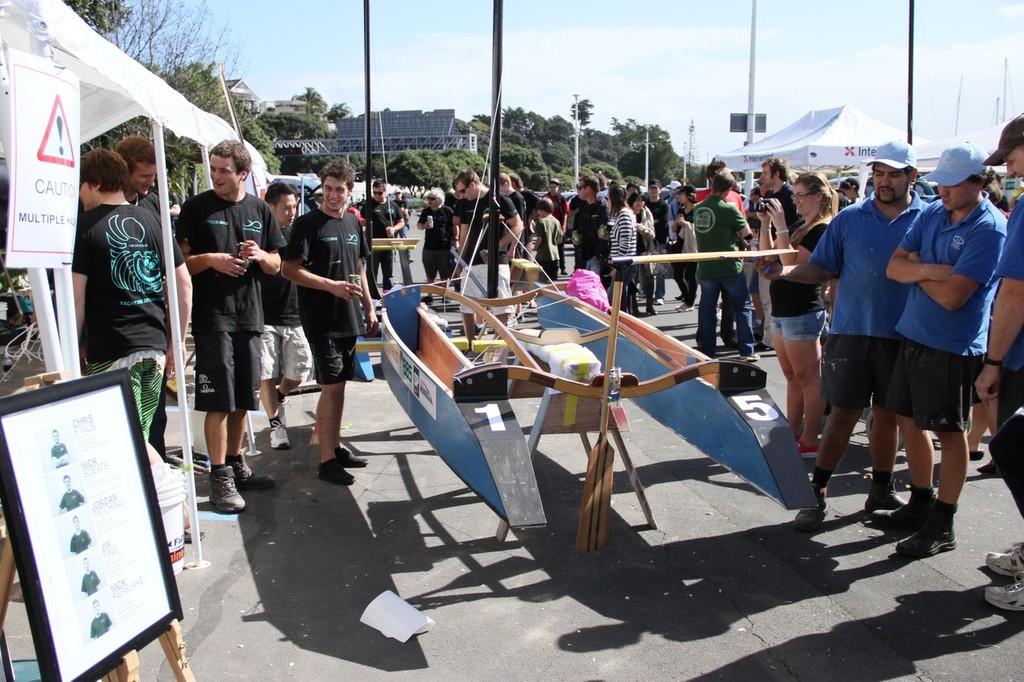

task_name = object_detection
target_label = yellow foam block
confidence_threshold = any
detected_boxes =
[510,258,542,272]
[524,341,601,382]
[450,337,508,352]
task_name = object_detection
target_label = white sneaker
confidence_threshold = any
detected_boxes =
[986,542,1024,577]
[270,423,290,450]
[739,354,761,362]
[985,579,1024,611]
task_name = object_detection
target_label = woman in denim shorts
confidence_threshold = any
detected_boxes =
[759,171,839,456]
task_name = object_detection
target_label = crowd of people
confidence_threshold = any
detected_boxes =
[70,112,1024,612]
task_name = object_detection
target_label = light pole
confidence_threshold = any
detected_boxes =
[572,93,581,188]
[644,125,651,189]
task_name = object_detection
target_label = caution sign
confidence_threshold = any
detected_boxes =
[37,95,76,167]
[5,47,81,268]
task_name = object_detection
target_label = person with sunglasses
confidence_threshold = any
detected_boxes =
[367,180,405,293]
[451,170,522,344]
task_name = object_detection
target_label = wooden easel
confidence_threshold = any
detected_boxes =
[2,372,198,681]
[494,388,658,542]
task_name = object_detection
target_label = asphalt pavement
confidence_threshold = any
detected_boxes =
[2,235,1022,681]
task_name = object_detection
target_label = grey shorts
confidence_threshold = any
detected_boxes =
[260,324,313,382]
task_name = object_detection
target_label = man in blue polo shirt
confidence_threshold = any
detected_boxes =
[760,140,929,532]
[973,113,1024,610]
[877,142,1006,558]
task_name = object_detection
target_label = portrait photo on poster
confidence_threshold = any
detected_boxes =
[0,371,182,682]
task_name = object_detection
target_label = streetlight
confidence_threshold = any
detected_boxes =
[572,93,580,188]
[643,125,651,189]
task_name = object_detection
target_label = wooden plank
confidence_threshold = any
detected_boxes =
[614,247,795,265]
[414,310,469,392]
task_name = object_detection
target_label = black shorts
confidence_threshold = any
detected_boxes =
[820,334,901,410]
[998,364,1024,427]
[308,335,358,385]
[193,331,261,413]
[886,338,981,432]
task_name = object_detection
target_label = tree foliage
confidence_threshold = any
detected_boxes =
[65,0,130,32]
[294,87,327,117]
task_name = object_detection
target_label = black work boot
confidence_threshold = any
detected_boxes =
[896,501,957,558]
[870,485,935,528]
[864,478,907,513]
[794,484,829,533]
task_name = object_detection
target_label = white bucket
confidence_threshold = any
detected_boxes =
[360,590,434,642]
[151,462,187,574]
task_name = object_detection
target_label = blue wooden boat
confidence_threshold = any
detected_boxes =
[380,284,546,530]
[531,288,816,512]
[380,282,815,541]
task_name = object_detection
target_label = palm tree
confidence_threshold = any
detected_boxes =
[327,102,352,123]
[295,87,327,117]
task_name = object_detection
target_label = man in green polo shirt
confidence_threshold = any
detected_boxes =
[693,171,758,361]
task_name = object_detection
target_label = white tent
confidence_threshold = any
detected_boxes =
[914,122,1006,170]
[717,105,923,171]
[0,0,265,566]
[0,0,267,169]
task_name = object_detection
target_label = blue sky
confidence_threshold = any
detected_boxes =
[195,0,1023,165]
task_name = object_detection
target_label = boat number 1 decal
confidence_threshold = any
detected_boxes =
[731,394,779,422]
[474,404,506,432]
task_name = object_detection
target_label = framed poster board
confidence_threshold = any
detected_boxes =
[0,370,182,682]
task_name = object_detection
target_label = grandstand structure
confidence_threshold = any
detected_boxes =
[273,109,477,156]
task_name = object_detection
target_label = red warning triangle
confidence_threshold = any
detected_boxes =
[37,95,75,167]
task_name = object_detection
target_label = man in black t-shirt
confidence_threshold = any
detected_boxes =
[259,183,312,451]
[177,141,285,513]
[574,175,610,275]
[73,149,192,441]
[59,475,86,513]
[757,157,799,341]
[80,558,101,596]
[417,188,456,303]
[283,160,377,486]
[645,181,670,304]
[367,180,405,292]
[451,170,523,344]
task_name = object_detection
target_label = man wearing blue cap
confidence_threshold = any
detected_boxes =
[973,112,1024,609]
[877,142,1006,558]
[760,140,928,532]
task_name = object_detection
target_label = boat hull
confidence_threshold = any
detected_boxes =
[537,294,815,510]
[382,286,546,528]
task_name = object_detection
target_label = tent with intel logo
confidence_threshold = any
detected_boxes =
[717,105,925,171]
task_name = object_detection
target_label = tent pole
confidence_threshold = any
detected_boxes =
[153,121,206,568]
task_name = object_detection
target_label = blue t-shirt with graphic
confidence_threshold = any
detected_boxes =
[994,200,1024,370]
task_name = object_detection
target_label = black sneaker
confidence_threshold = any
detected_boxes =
[210,471,245,513]
[228,455,275,490]
[336,447,368,468]
[318,458,355,485]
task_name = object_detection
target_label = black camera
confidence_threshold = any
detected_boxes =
[753,201,769,212]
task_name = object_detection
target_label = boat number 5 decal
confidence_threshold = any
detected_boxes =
[474,404,507,432]
[731,394,779,421]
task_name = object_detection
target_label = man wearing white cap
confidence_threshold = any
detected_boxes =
[761,141,928,532]
[973,112,1024,609]
[877,142,1006,558]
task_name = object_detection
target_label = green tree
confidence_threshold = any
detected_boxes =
[500,144,549,189]
[570,98,593,128]
[326,102,352,123]
[65,0,129,32]
[257,112,330,141]
[295,87,327,117]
